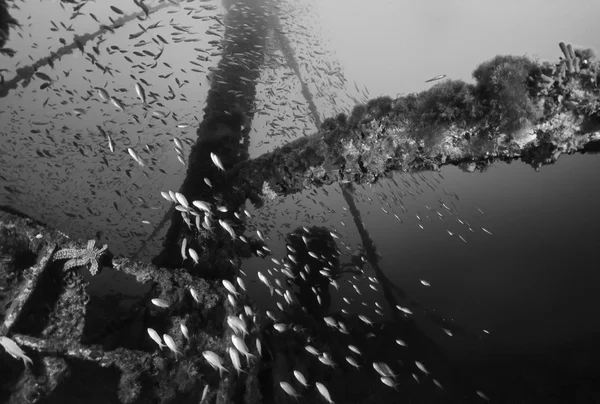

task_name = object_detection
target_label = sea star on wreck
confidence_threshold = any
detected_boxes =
[52,239,108,276]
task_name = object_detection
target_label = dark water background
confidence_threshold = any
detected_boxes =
[1,0,600,401]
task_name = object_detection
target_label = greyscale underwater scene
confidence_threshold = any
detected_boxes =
[1,0,600,402]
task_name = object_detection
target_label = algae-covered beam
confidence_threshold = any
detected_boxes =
[231,45,600,198]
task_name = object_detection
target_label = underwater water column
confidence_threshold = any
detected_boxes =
[152,0,270,272]
[0,1,176,98]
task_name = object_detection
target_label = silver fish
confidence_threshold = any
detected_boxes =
[147,328,165,350]
[151,298,170,308]
[163,334,181,357]
[135,83,146,104]
[280,382,301,400]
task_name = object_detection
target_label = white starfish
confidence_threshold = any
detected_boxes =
[52,239,108,275]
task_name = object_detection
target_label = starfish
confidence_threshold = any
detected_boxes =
[52,239,108,276]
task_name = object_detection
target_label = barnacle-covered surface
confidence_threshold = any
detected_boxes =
[0,208,263,404]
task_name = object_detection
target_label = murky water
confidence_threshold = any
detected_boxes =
[1,0,600,402]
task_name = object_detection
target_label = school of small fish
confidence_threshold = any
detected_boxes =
[0,0,494,401]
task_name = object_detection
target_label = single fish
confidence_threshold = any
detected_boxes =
[346,356,361,369]
[97,88,110,102]
[147,328,165,349]
[381,376,398,390]
[415,361,429,375]
[425,74,446,83]
[135,83,146,104]
[0,336,33,367]
[180,323,190,340]
[222,279,240,296]
[163,334,181,357]
[151,298,170,308]
[293,370,308,387]
[110,5,124,14]
[280,382,301,401]
[227,316,248,336]
[181,238,187,262]
[218,219,236,239]
[190,288,200,303]
[315,382,334,404]
[110,97,125,111]
[201,385,209,403]
[210,152,225,171]
[236,277,246,291]
[203,350,228,377]
[229,346,245,375]
[188,248,199,265]
[348,345,362,356]
[232,335,255,363]
[256,338,262,356]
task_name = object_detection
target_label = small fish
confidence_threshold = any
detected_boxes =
[180,324,190,340]
[203,351,228,377]
[201,385,209,403]
[381,376,398,390]
[396,339,407,347]
[415,361,429,375]
[147,328,165,349]
[280,382,301,401]
[232,335,255,363]
[151,298,170,308]
[219,219,236,239]
[222,280,240,296]
[0,336,33,367]
[348,345,362,356]
[425,74,446,83]
[190,288,200,303]
[305,345,319,356]
[204,178,213,188]
[110,97,125,111]
[188,248,199,265]
[396,305,413,315]
[257,272,273,295]
[163,334,181,357]
[315,382,334,404]
[273,323,287,333]
[193,200,211,212]
[358,315,373,327]
[135,83,147,104]
[181,238,187,262]
[420,279,431,287]
[97,88,110,101]
[210,152,225,171]
[482,227,492,235]
[110,5,124,15]
[346,356,361,369]
[227,316,248,336]
[229,347,245,375]
[293,370,308,387]
[127,148,145,166]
